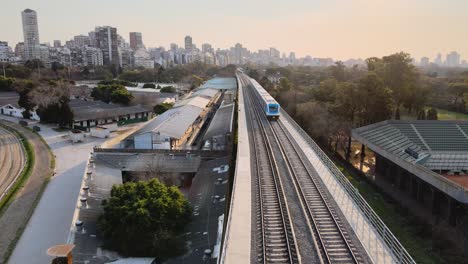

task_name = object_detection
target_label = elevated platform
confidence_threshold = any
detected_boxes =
[220,76,251,263]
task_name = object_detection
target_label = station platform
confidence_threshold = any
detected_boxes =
[219,77,251,264]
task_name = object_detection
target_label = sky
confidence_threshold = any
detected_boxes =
[1,0,468,61]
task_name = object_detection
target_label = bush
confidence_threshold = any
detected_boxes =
[142,83,156,89]
[97,179,192,260]
[159,86,175,93]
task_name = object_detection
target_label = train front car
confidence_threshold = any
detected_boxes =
[265,101,280,120]
[250,77,281,120]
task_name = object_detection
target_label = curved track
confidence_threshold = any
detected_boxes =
[0,125,25,200]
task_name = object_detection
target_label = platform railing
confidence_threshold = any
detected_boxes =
[281,110,416,264]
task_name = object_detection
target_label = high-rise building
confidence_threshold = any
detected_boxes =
[0,42,11,62]
[184,36,193,52]
[434,53,442,65]
[446,51,460,67]
[129,32,143,50]
[15,43,25,59]
[420,57,430,67]
[202,43,213,53]
[93,26,120,66]
[73,35,91,48]
[233,43,244,64]
[21,9,41,60]
[53,40,61,48]
[269,47,280,59]
[83,46,104,66]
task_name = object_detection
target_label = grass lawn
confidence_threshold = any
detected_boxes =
[331,157,463,264]
[402,107,468,121]
[424,107,468,120]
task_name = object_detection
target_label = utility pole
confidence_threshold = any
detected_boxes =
[2,63,5,78]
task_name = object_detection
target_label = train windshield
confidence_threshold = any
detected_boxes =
[269,104,279,113]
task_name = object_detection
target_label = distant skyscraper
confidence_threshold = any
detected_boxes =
[269,47,280,59]
[129,32,143,50]
[185,36,193,52]
[202,43,213,53]
[21,9,41,60]
[420,57,430,67]
[93,26,120,66]
[289,52,296,64]
[234,43,244,64]
[170,43,178,52]
[446,51,460,67]
[434,53,442,65]
[53,40,61,48]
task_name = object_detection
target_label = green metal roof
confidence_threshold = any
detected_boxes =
[353,120,468,171]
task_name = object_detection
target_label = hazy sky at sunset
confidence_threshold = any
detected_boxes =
[1,0,467,60]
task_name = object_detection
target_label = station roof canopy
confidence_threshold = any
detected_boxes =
[199,77,237,90]
[203,103,234,140]
[352,120,468,172]
[133,104,203,139]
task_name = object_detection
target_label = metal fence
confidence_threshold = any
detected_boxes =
[281,110,416,264]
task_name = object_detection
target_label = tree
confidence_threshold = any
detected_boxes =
[329,61,346,81]
[357,73,393,125]
[24,59,44,70]
[153,103,174,115]
[417,109,426,120]
[259,76,274,91]
[111,88,133,105]
[380,52,419,119]
[0,76,15,91]
[16,80,36,118]
[97,179,192,259]
[426,108,438,120]
[91,84,133,105]
[279,77,292,92]
[332,82,361,161]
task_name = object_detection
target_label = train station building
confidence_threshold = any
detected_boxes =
[352,120,468,253]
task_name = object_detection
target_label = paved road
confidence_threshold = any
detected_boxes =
[8,123,105,264]
[0,126,25,199]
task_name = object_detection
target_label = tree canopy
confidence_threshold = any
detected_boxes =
[153,103,173,115]
[91,84,134,105]
[97,179,192,259]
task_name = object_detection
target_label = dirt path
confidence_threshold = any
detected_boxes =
[0,120,53,263]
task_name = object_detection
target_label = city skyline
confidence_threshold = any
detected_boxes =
[1,0,468,60]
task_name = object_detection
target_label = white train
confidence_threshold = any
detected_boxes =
[250,78,280,120]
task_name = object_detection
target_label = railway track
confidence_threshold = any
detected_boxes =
[241,73,367,264]
[241,76,299,264]
[271,121,364,263]
[0,125,25,200]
